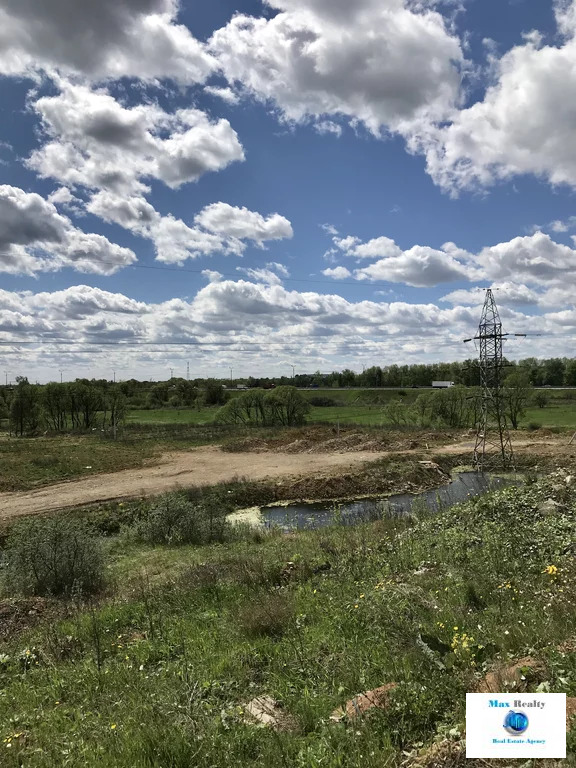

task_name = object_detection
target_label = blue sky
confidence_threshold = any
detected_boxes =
[1,0,576,382]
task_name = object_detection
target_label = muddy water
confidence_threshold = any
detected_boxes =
[260,472,519,531]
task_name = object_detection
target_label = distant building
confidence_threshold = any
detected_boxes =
[432,381,455,388]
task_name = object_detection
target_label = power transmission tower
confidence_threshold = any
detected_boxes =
[465,289,524,472]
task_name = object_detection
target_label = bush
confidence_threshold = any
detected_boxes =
[133,492,233,546]
[237,592,294,638]
[4,516,105,597]
[527,421,541,431]
[308,396,337,407]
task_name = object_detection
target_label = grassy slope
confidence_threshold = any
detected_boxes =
[0,429,226,493]
[1,475,576,766]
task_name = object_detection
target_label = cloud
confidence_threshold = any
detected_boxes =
[267,262,290,277]
[328,231,474,287]
[209,0,464,136]
[415,1,576,191]
[87,192,293,264]
[194,203,294,244]
[204,86,241,104]
[2,278,576,381]
[321,228,576,290]
[0,0,215,83]
[152,215,242,264]
[29,82,245,195]
[335,235,402,260]
[441,283,540,307]
[322,266,352,279]
[236,267,285,285]
[355,245,472,287]
[476,231,576,285]
[0,185,136,275]
[314,121,343,137]
[29,285,148,318]
[25,84,292,266]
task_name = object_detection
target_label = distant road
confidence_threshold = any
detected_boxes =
[297,386,576,391]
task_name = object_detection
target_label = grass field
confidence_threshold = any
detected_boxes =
[0,428,230,492]
[1,472,576,766]
[2,386,575,493]
[523,405,576,427]
[126,407,217,425]
[128,390,576,428]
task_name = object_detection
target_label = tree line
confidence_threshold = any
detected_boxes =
[106,355,576,393]
[380,373,533,430]
[1,378,128,436]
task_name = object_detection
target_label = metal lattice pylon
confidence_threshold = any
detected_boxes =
[471,289,515,471]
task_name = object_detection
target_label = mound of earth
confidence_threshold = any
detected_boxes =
[223,427,460,454]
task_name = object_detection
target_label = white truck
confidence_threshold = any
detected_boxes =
[432,381,455,388]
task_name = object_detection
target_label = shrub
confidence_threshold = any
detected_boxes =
[4,516,105,597]
[237,592,294,638]
[527,421,541,431]
[133,492,232,546]
[309,396,337,407]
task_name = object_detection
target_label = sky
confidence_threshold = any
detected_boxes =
[1,0,576,383]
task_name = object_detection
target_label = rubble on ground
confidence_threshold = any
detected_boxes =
[241,695,298,732]
[330,683,397,722]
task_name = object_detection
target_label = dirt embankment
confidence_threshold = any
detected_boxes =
[0,430,573,521]
[0,446,393,520]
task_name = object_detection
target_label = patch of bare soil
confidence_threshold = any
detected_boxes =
[0,429,573,520]
[0,446,391,520]
[0,597,62,641]
[224,427,462,454]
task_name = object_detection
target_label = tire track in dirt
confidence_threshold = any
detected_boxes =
[0,446,391,520]
[0,436,570,520]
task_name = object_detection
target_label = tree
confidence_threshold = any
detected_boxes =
[106,385,127,433]
[203,381,227,406]
[10,378,44,436]
[542,358,565,387]
[215,390,268,426]
[429,386,474,428]
[565,359,576,386]
[502,372,532,429]
[43,383,69,431]
[68,382,104,430]
[533,392,548,409]
[264,386,310,426]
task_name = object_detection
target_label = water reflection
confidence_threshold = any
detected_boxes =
[261,472,518,531]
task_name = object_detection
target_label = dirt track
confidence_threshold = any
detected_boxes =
[0,435,572,521]
[0,446,391,520]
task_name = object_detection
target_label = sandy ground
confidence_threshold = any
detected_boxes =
[0,446,390,520]
[0,435,573,521]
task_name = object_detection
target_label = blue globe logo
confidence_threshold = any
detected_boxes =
[503,710,529,735]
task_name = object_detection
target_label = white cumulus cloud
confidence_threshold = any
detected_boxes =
[415,1,576,192]
[29,82,245,195]
[209,0,464,136]
[0,0,215,83]
[0,185,136,275]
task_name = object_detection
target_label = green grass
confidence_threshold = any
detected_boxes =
[0,427,229,493]
[2,473,576,766]
[127,407,218,425]
[0,436,163,493]
[522,404,576,428]
[308,405,390,425]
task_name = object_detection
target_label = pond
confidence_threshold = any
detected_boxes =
[259,472,519,531]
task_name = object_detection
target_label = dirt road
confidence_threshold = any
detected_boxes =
[0,435,572,521]
[0,446,390,520]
